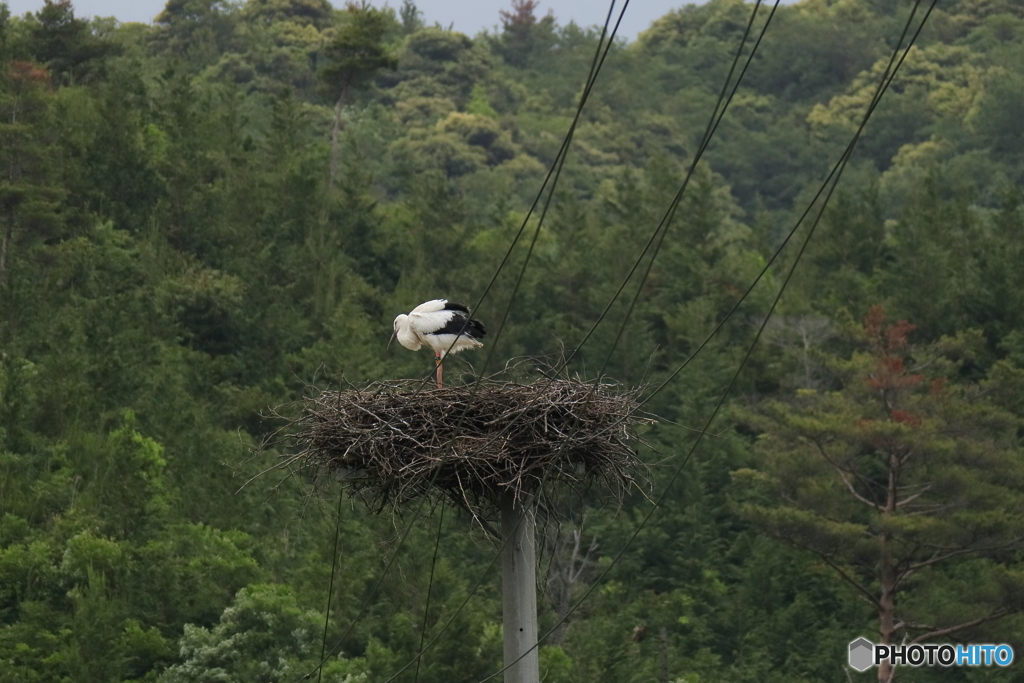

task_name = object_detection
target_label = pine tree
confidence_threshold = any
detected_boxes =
[318,4,395,190]
[0,59,61,289]
[736,306,1024,681]
[495,0,556,69]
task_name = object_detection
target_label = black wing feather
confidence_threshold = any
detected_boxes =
[442,300,471,314]
[432,312,486,339]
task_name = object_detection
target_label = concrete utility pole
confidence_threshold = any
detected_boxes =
[500,491,540,683]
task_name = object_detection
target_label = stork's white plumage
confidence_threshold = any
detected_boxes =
[391,299,486,388]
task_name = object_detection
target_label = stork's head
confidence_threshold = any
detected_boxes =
[390,313,422,351]
[389,314,408,350]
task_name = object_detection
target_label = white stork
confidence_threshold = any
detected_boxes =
[391,299,486,388]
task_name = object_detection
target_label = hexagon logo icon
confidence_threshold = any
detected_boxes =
[849,637,874,672]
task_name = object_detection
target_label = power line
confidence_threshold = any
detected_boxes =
[393,10,631,672]
[596,0,780,377]
[379,507,517,683]
[639,0,927,408]
[475,3,936,680]
[300,493,425,680]
[393,0,624,393]
[531,0,778,382]
[316,489,345,683]
[428,0,774,478]
[413,506,444,683]
[394,0,769,518]
[465,0,630,378]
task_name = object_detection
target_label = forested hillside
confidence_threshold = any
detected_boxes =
[1,0,1023,681]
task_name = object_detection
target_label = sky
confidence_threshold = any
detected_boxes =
[3,0,746,42]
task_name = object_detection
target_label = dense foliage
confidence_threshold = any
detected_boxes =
[1,0,1023,681]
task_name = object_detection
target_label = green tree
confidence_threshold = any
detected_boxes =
[28,0,114,85]
[398,0,422,36]
[152,0,240,70]
[318,4,395,190]
[494,0,556,69]
[158,583,364,683]
[736,307,1024,682]
[386,28,488,108]
[241,0,333,30]
[72,413,169,540]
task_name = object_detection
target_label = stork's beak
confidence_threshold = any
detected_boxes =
[387,330,396,350]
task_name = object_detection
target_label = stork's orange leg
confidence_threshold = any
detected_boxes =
[435,353,443,389]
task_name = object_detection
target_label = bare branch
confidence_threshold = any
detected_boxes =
[785,537,881,610]
[894,483,933,508]
[909,609,1014,644]
[812,441,881,509]
[907,535,1024,572]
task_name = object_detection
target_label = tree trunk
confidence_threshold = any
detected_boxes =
[328,88,348,192]
[659,626,670,683]
[0,212,13,287]
[878,546,896,683]
[545,525,596,645]
[878,454,899,683]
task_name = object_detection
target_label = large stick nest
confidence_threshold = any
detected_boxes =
[285,378,651,520]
